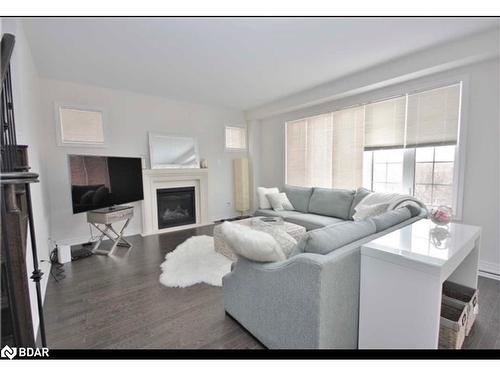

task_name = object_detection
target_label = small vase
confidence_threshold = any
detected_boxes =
[430,205,452,226]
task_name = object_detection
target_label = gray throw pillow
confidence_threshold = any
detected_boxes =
[370,207,412,232]
[283,185,313,213]
[307,187,355,220]
[298,220,377,255]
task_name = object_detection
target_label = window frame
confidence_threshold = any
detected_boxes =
[225,125,247,152]
[284,75,469,220]
[55,103,108,148]
[365,145,456,210]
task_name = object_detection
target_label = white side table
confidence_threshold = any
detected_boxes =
[87,206,134,256]
[358,219,481,349]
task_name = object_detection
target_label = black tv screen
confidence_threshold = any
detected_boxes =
[69,155,144,214]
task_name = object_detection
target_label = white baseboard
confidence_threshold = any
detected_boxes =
[479,260,500,281]
[56,230,142,247]
[141,221,213,237]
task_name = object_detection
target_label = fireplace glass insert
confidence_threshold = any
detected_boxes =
[156,187,196,229]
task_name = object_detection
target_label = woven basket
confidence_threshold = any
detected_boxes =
[439,297,468,349]
[443,281,479,336]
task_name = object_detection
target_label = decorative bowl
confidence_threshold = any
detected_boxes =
[430,206,452,226]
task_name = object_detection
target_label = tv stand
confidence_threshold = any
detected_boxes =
[86,205,134,256]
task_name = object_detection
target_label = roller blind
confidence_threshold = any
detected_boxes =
[364,96,406,150]
[405,84,461,148]
[59,107,104,144]
[225,126,247,149]
[286,109,364,189]
[285,119,308,186]
[331,106,365,189]
[286,114,333,188]
[306,113,333,188]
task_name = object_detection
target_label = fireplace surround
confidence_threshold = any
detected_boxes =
[141,168,209,235]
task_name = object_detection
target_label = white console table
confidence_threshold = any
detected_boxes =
[359,219,481,349]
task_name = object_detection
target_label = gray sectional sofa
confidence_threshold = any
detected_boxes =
[223,185,427,349]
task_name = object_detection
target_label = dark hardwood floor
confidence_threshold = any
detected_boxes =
[43,225,263,349]
[43,225,499,349]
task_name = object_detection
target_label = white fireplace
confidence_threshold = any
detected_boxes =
[141,168,209,235]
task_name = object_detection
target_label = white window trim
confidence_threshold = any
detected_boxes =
[283,74,469,220]
[55,102,109,148]
[225,125,247,152]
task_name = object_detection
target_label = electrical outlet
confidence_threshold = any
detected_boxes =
[226,202,231,207]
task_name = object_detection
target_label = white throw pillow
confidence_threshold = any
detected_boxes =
[220,222,286,262]
[266,192,295,211]
[257,187,279,209]
[250,219,297,258]
[353,203,389,221]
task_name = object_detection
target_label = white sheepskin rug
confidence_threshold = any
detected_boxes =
[159,235,232,288]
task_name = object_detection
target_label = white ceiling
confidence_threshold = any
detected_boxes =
[23,17,498,110]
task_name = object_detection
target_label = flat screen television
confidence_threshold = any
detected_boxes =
[69,155,144,214]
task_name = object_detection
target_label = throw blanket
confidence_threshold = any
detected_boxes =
[358,192,427,211]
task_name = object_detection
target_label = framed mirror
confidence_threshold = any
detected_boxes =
[148,132,200,169]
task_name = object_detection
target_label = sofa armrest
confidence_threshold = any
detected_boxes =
[223,248,360,348]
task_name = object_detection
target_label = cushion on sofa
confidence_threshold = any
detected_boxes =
[266,192,295,211]
[255,209,297,219]
[307,187,355,220]
[297,219,376,255]
[220,222,286,262]
[257,187,280,209]
[284,213,344,231]
[283,185,313,213]
[349,187,372,220]
[370,207,412,232]
[255,209,344,230]
[248,219,298,258]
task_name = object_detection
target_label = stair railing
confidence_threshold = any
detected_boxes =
[1,32,47,347]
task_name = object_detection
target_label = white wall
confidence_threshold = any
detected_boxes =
[253,58,500,274]
[3,19,52,337]
[37,79,246,244]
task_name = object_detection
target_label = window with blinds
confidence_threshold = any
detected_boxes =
[285,82,462,212]
[363,83,461,211]
[59,107,105,145]
[225,126,247,150]
[364,96,406,150]
[405,84,460,148]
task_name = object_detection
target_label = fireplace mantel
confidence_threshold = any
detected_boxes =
[141,168,209,236]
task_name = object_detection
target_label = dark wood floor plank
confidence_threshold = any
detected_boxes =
[43,225,263,349]
[42,225,499,349]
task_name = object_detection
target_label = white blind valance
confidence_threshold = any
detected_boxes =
[364,96,406,150]
[405,84,461,148]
